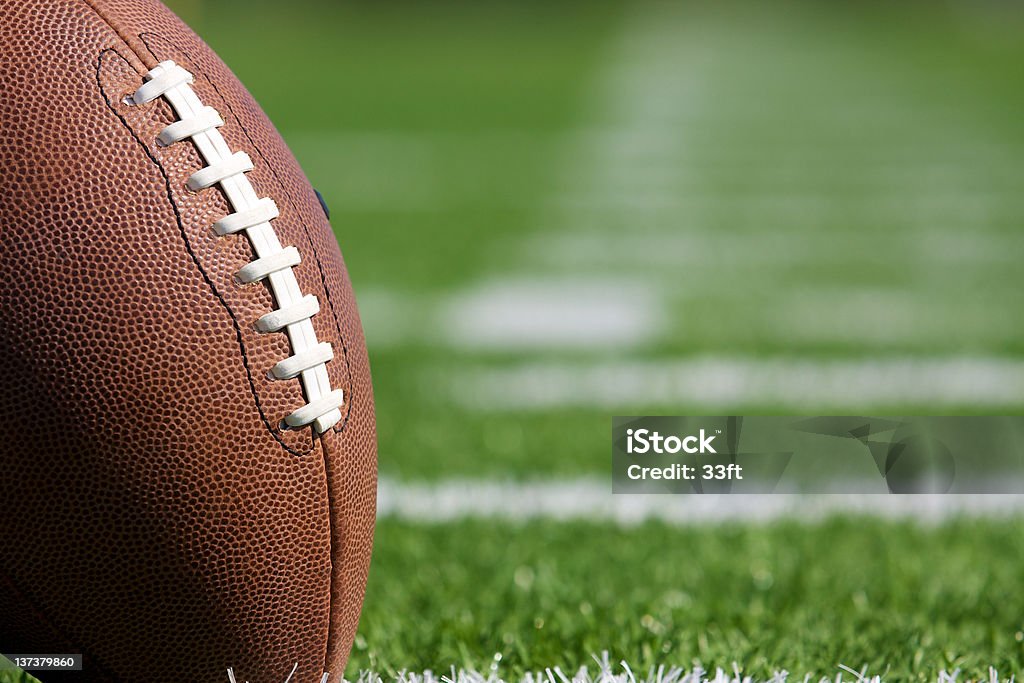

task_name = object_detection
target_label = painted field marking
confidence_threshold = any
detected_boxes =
[442,357,1024,411]
[378,477,1024,525]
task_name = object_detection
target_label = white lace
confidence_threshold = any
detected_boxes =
[132,61,343,433]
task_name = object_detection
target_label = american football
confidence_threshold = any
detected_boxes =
[0,1,376,681]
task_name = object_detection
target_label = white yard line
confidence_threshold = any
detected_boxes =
[378,477,1024,526]
[521,228,1021,269]
[442,357,1024,411]
[549,7,704,217]
[438,277,665,351]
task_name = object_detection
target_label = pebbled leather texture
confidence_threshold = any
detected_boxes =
[0,1,377,681]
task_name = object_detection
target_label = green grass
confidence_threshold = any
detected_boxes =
[0,659,39,683]
[354,516,1024,679]
[0,674,38,683]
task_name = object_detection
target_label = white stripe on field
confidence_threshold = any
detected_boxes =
[439,277,666,351]
[522,228,1020,269]
[358,277,667,351]
[442,357,1024,411]
[546,5,703,231]
[359,282,1018,350]
[378,477,1024,525]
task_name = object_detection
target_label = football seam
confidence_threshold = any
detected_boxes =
[129,38,353,675]
[129,59,345,433]
[79,8,348,679]
[95,47,315,457]
[95,47,339,681]
[81,0,358,442]
[138,32,357,437]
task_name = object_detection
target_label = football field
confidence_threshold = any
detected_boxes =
[221,1,1024,678]
[6,0,1024,680]
[212,0,1024,477]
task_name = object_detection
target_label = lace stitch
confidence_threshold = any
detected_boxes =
[131,60,343,433]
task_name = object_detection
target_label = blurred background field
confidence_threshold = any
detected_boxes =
[184,0,1024,678]
[11,1,1024,680]
[182,0,1024,479]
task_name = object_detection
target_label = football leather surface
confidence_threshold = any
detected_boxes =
[0,1,377,681]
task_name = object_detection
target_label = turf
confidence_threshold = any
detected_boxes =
[0,660,38,683]
[354,516,1024,680]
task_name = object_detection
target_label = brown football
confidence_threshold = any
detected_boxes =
[0,1,377,682]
